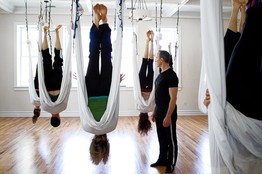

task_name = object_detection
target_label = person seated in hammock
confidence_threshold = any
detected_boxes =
[33,25,63,127]
[204,0,262,121]
[137,30,154,136]
[85,3,112,165]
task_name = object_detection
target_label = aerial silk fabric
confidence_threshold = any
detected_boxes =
[131,33,158,113]
[28,23,72,114]
[199,1,262,173]
[75,1,123,135]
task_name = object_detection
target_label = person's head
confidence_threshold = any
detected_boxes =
[156,50,171,68]
[138,112,152,136]
[89,134,110,165]
[50,113,60,127]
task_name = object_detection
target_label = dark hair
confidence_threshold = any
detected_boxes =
[159,50,171,63]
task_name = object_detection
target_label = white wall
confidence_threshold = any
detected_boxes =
[0,13,204,117]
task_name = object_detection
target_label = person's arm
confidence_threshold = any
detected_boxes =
[163,87,178,127]
[151,107,156,122]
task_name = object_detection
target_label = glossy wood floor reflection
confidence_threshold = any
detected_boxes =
[0,116,210,174]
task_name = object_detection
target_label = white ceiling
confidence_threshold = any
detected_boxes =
[0,0,233,18]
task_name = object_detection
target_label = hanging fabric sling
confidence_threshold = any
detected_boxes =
[27,0,72,114]
[199,1,262,173]
[74,0,123,135]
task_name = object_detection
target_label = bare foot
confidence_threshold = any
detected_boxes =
[93,4,101,28]
[44,26,49,33]
[149,30,154,41]
[55,25,62,32]
[100,4,107,23]
[146,30,151,41]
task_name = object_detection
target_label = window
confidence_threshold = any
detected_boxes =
[16,25,181,88]
[158,27,182,87]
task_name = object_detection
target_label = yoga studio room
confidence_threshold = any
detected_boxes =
[0,0,261,174]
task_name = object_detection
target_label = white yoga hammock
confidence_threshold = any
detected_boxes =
[28,23,72,114]
[199,1,262,173]
[74,1,123,135]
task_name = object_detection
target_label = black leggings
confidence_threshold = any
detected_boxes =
[225,3,262,120]
[139,58,154,91]
[85,24,112,97]
[34,48,63,92]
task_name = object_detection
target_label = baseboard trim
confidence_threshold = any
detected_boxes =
[0,110,206,117]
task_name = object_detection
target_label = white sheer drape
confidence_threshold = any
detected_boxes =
[199,1,262,173]
[75,1,123,135]
[28,23,72,114]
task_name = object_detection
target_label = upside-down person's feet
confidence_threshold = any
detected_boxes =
[100,4,107,23]
[146,30,151,41]
[44,26,49,33]
[93,4,101,28]
[149,30,154,41]
[55,25,62,32]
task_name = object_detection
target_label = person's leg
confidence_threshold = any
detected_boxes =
[52,25,63,90]
[139,31,151,89]
[247,0,261,9]
[49,25,64,128]
[224,0,242,70]
[151,115,168,167]
[42,26,53,91]
[139,58,149,89]
[85,4,102,97]
[239,3,246,33]
[146,31,154,89]
[226,2,262,120]
[166,107,178,170]
[99,4,113,96]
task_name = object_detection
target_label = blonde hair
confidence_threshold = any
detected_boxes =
[89,134,110,165]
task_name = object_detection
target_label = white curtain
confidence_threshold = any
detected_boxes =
[199,1,262,173]
[75,1,123,135]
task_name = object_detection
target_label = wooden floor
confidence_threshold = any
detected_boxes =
[0,116,210,174]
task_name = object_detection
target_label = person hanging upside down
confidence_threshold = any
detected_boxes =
[137,30,154,136]
[86,4,112,165]
[204,0,262,121]
[33,25,63,127]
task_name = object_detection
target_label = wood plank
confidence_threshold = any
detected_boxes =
[0,116,210,174]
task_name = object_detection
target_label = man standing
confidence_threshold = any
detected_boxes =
[151,50,179,173]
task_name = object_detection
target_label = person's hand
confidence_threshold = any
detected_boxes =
[203,89,210,108]
[120,73,125,83]
[163,116,171,127]
[151,112,156,122]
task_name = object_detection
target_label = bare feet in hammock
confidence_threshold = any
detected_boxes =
[100,4,107,24]
[55,25,62,32]
[44,26,49,33]
[93,4,101,28]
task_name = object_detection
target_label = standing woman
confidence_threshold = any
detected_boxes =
[151,50,179,173]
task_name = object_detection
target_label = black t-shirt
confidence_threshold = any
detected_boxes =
[155,68,179,113]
